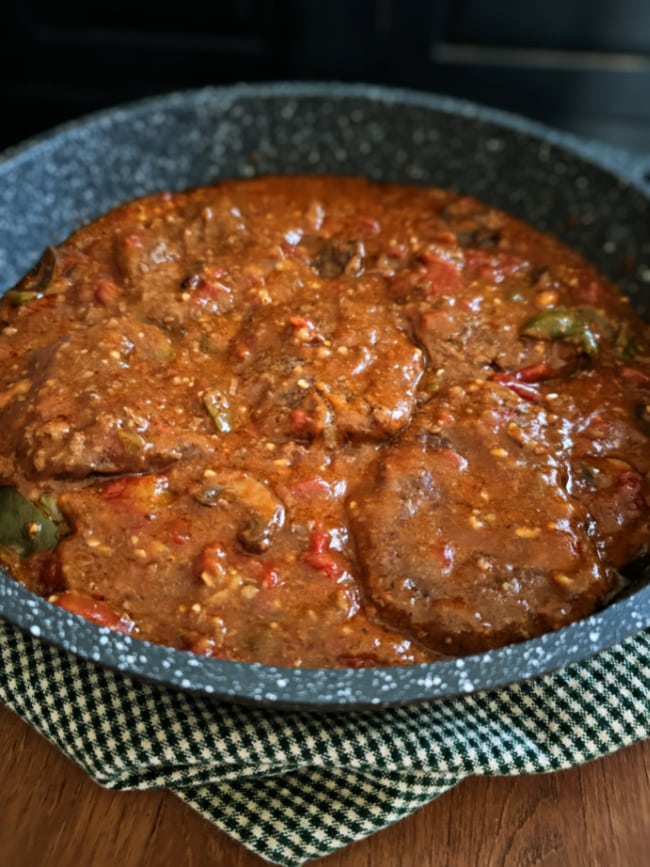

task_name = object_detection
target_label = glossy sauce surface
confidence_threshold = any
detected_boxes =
[1,176,648,666]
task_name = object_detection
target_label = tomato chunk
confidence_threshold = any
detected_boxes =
[492,373,543,403]
[304,551,343,581]
[50,591,135,635]
[308,525,331,554]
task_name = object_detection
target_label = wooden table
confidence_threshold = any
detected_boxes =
[1,702,648,866]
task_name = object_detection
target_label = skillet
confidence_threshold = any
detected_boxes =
[1,82,649,709]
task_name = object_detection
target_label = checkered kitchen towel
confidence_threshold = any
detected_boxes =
[1,620,648,866]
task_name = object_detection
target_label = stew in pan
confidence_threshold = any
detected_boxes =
[1,175,648,667]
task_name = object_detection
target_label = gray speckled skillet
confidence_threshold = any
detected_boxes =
[1,83,649,709]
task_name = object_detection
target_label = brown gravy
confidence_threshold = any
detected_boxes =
[1,176,648,667]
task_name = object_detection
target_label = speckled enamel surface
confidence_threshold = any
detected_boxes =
[1,83,649,708]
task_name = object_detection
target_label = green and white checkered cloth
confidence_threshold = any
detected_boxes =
[1,619,648,866]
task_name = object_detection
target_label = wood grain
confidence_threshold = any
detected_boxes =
[0,701,648,867]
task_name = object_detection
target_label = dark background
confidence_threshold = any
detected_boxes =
[1,0,649,154]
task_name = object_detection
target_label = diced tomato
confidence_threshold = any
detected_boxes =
[437,409,454,424]
[389,253,462,300]
[99,475,171,523]
[304,525,343,580]
[148,420,175,434]
[195,543,229,583]
[358,215,381,235]
[514,362,555,383]
[304,551,343,581]
[122,233,143,250]
[289,408,311,435]
[246,558,283,590]
[191,284,223,305]
[261,563,281,589]
[289,315,315,330]
[420,256,464,296]
[280,240,300,258]
[615,469,647,512]
[181,267,227,289]
[169,524,191,546]
[492,362,556,401]
[100,477,132,500]
[620,366,650,389]
[464,249,524,281]
[289,476,331,499]
[493,373,543,403]
[288,315,324,344]
[233,332,257,360]
[430,542,454,573]
[385,241,407,259]
[462,249,491,272]
[308,525,331,554]
[50,591,135,635]
[182,266,232,310]
[93,279,121,306]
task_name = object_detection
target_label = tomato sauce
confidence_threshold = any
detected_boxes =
[0,176,648,666]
